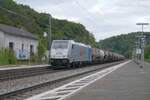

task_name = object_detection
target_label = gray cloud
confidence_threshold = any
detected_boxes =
[14,0,150,41]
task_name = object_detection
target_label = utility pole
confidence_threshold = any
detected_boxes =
[136,23,149,68]
[48,15,52,64]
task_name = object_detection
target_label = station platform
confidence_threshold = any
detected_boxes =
[0,64,50,71]
[65,61,150,100]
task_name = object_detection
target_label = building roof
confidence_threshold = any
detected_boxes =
[0,24,38,40]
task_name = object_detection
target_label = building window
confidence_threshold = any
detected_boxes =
[9,42,14,51]
[22,44,24,51]
[30,45,34,55]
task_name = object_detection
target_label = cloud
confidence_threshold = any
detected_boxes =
[14,0,150,41]
[89,5,101,13]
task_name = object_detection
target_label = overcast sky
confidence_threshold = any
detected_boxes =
[14,0,150,41]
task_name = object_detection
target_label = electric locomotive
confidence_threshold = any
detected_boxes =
[50,40,91,68]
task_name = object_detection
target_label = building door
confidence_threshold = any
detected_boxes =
[22,44,24,51]
[30,45,34,55]
[9,42,14,51]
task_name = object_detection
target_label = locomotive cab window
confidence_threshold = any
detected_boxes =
[72,44,74,49]
[52,40,69,49]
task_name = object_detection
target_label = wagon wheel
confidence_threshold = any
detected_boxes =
[72,62,76,68]
[67,63,72,69]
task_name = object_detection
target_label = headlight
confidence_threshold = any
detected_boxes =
[63,56,67,58]
[51,55,55,58]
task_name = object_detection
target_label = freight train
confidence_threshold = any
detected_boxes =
[50,40,125,68]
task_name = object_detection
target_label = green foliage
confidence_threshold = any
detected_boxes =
[38,40,46,57]
[0,15,14,25]
[0,48,17,65]
[0,48,9,65]
[144,45,150,61]
[0,0,96,49]
[99,32,150,58]
[8,48,17,64]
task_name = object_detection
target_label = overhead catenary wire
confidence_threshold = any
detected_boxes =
[0,6,31,19]
[0,6,17,15]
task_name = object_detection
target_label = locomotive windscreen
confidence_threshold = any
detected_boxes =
[52,40,69,49]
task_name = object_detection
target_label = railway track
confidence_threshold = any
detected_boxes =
[0,66,59,81]
[0,61,125,100]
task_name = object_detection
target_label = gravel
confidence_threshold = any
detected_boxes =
[0,61,123,100]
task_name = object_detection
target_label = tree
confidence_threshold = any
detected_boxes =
[0,0,97,50]
[99,32,150,58]
[38,41,46,57]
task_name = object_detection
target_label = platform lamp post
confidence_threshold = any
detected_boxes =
[136,23,149,68]
[135,41,140,64]
[132,46,136,62]
[134,43,138,63]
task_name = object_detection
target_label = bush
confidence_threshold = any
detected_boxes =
[38,40,46,58]
[144,45,150,62]
[0,48,9,65]
[147,55,150,62]
[8,49,17,64]
[0,48,17,65]
[144,45,150,59]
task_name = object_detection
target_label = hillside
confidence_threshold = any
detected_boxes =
[0,0,96,48]
[1,0,150,60]
[99,32,150,58]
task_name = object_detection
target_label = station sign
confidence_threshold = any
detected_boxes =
[136,48,141,54]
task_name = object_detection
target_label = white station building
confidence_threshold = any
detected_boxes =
[0,24,39,60]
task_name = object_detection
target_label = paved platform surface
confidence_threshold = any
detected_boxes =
[65,61,150,100]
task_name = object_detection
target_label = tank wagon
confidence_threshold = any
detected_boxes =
[50,40,125,68]
[91,48,104,64]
